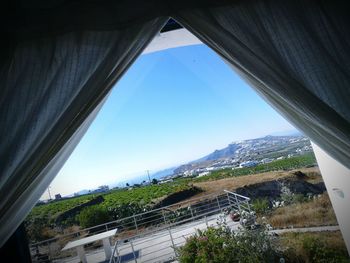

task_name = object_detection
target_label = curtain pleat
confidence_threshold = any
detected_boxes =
[0,17,168,246]
[174,0,350,169]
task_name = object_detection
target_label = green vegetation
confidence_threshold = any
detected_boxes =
[178,227,350,263]
[177,225,281,263]
[101,182,189,209]
[27,153,315,227]
[266,193,337,229]
[252,198,270,215]
[194,153,316,182]
[26,153,318,242]
[281,232,350,263]
[77,205,112,229]
[26,181,192,241]
[25,216,54,242]
[27,195,97,225]
[152,178,158,184]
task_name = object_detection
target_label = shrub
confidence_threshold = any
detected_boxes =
[25,216,55,242]
[177,223,282,262]
[267,193,337,229]
[108,203,150,220]
[292,194,307,204]
[302,236,350,263]
[77,205,112,229]
[279,182,294,205]
[253,198,270,215]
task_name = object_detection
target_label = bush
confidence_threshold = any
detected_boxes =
[292,194,307,204]
[253,198,270,215]
[25,216,55,242]
[177,224,282,263]
[108,203,150,220]
[77,206,112,229]
[302,236,350,263]
[280,182,294,205]
[280,232,350,263]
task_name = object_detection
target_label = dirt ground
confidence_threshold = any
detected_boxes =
[187,167,321,202]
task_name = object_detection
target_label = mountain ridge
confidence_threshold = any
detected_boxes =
[173,132,307,175]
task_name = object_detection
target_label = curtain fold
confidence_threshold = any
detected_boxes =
[0,17,168,246]
[174,0,350,169]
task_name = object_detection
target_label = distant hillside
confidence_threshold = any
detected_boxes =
[151,167,177,179]
[174,134,309,174]
[200,135,304,161]
[202,143,240,161]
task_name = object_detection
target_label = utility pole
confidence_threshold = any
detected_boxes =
[47,185,52,200]
[146,170,151,183]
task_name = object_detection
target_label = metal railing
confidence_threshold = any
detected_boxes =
[109,190,251,263]
[29,190,251,263]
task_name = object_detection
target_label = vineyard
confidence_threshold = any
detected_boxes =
[102,181,190,208]
[26,153,317,242]
[27,194,97,222]
[194,153,317,182]
[25,180,192,241]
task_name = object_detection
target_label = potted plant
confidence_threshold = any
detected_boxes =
[229,209,240,222]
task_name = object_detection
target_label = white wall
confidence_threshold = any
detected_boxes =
[143,28,202,54]
[312,142,350,254]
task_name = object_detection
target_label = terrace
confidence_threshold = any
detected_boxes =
[30,190,252,263]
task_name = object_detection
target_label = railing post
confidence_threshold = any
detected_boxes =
[133,215,139,234]
[205,216,208,227]
[113,241,122,263]
[162,209,167,225]
[246,200,251,212]
[168,228,177,257]
[226,192,231,205]
[106,224,109,232]
[47,241,52,261]
[216,196,221,211]
[189,206,194,221]
[130,240,137,263]
[109,241,117,263]
[234,194,242,214]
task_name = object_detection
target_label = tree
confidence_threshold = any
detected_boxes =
[126,183,130,187]
[77,206,111,229]
[152,178,159,185]
[25,216,53,242]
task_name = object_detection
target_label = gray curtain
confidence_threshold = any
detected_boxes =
[175,0,350,170]
[0,17,167,246]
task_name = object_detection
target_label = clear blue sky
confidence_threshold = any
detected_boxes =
[43,43,294,199]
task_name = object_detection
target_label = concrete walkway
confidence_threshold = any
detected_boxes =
[113,214,240,263]
[58,213,240,263]
[270,225,340,235]
[57,219,339,263]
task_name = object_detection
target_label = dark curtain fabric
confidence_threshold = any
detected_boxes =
[174,0,350,169]
[0,0,234,248]
[1,0,350,250]
[2,0,235,38]
[0,17,168,246]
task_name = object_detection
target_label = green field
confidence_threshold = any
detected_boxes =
[28,194,97,221]
[101,181,191,209]
[26,181,190,226]
[193,153,316,182]
[26,153,317,241]
[28,153,316,222]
